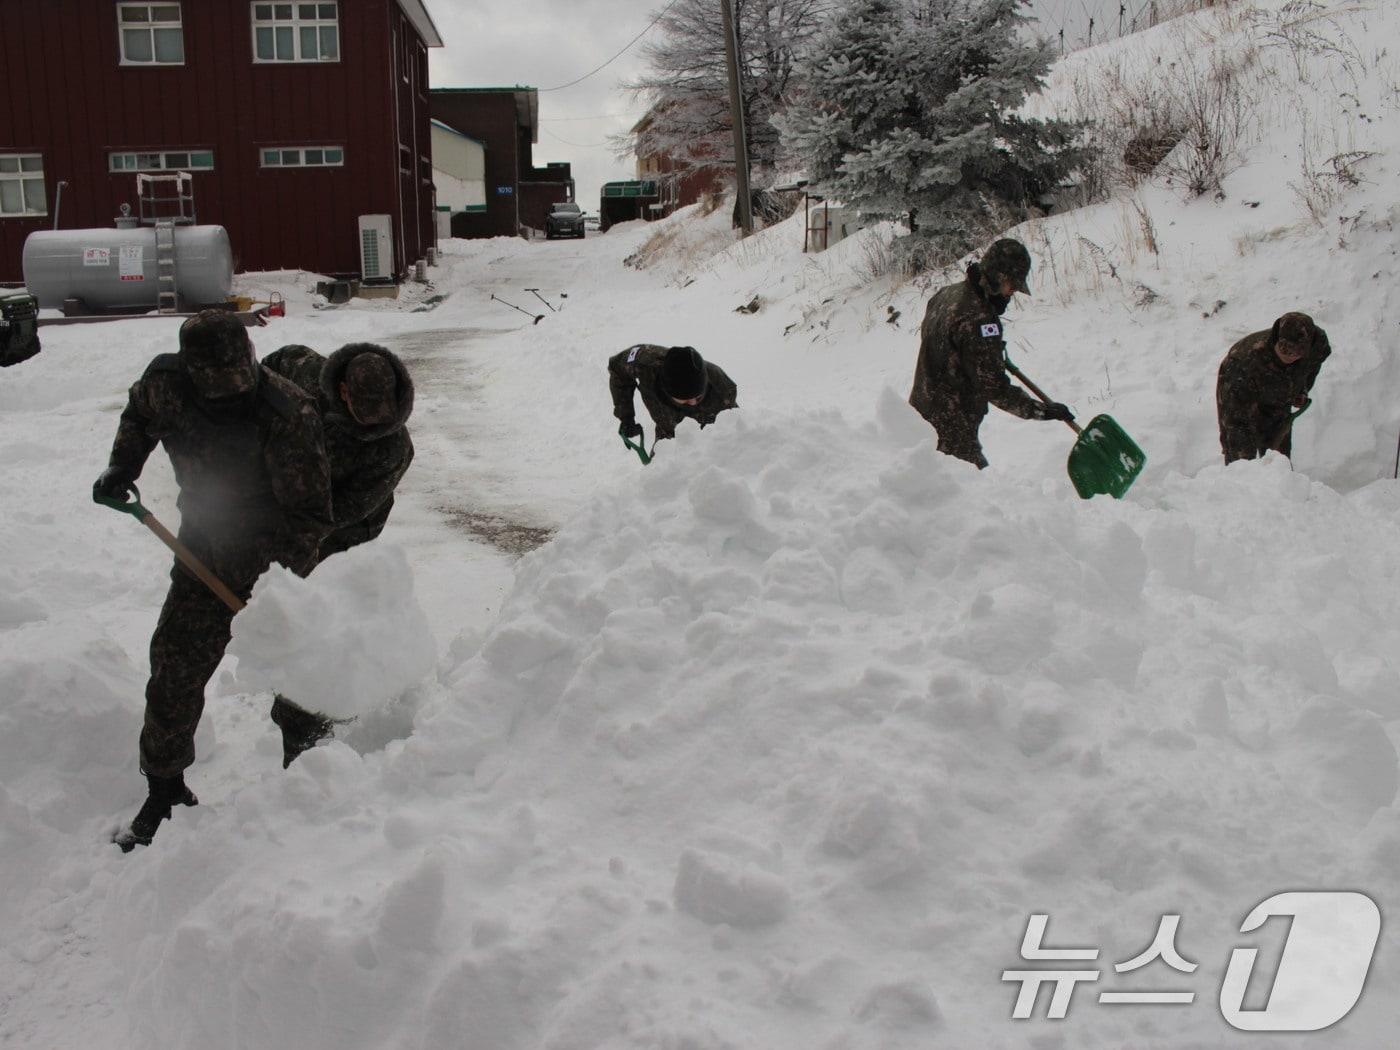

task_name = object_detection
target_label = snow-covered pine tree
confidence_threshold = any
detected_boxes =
[777,0,1089,268]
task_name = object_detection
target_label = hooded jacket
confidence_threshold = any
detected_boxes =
[262,343,414,558]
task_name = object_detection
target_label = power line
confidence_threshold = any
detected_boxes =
[539,0,682,93]
[541,127,613,149]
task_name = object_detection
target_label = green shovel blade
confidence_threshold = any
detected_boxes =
[1067,414,1146,499]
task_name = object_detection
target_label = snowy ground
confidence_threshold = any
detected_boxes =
[5,1,1400,1047]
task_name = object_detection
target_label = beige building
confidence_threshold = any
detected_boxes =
[431,119,486,237]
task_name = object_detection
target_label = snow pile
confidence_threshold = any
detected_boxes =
[228,544,437,719]
[109,403,1400,1049]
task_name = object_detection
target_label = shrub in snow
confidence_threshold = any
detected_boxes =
[777,0,1090,269]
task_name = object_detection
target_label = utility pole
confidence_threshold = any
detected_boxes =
[721,0,754,236]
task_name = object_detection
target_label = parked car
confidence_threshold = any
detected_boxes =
[546,202,585,240]
[0,290,40,367]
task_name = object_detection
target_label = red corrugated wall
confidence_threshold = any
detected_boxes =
[0,0,434,283]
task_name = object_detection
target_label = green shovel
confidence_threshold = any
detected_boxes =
[622,425,656,466]
[1005,359,1146,500]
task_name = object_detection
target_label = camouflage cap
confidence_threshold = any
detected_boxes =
[981,238,1032,295]
[1275,311,1316,348]
[179,310,256,399]
[343,350,399,426]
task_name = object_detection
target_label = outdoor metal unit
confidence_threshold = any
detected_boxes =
[359,215,394,281]
[21,224,233,311]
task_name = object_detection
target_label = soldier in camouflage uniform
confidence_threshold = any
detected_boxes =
[261,342,416,766]
[909,239,1073,469]
[1217,312,1330,464]
[262,343,415,559]
[93,311,333,850]
[609,344,738,442]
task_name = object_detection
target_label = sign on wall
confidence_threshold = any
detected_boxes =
[118,245,144,282]
[83,248,111,267]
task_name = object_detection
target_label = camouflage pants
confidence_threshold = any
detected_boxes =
[1219,410,1291,464]
[140,554,262,777]
[926,403,990,470]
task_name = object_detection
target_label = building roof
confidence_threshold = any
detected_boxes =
[397,0,444,47]
[430,119,485,147]
[430,87,539,144]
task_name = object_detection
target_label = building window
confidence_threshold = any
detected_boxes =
[260,146,344,168]
[110,150,215,173]
[0,155,47,217]
[118,3,185,65]
[252,3,340,63]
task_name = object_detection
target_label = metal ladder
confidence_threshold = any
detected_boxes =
[154,220,178,314]
[136,173,196,315]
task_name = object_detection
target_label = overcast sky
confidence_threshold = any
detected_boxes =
[425,0,1131,210]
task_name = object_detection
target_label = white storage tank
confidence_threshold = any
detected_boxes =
[22,224,234,310]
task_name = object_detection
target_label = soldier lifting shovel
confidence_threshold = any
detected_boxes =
[909,238,1145,498]
[93,311,336,851]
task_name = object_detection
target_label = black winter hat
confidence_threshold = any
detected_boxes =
[661,345,707,401]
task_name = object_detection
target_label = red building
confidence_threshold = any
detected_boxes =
[429,87,573,239]
[0,0,442,284]
[631,104,724,219]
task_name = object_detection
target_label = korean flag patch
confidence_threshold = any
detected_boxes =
[627,346,641,363]
[980,323,1001,339]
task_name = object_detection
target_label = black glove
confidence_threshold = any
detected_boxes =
[92,466,135,503]
[619,419,644,440]
[1041,402,1075,423]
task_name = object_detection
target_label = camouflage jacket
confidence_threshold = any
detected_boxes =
[107,355,333,575]
[909,264,1048,423]
[608,344,738,440]
[1217,324,1331,422]
[261,344,414,553]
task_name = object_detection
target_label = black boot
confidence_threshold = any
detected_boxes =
[271,695,337,769]
[114,773,198,853]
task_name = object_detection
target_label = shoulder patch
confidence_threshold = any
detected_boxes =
[627,346,641,364]
[980,323,1001,339]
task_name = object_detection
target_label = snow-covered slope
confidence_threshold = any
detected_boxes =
[3,2,1400,1047]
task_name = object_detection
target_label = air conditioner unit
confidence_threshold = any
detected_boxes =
[358,215,393,280]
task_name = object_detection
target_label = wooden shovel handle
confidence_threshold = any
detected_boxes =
[140,512,247,612]
[1004,359,1083,435]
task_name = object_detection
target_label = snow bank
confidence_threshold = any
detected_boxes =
[112,402,1400,1049]
[228,544,437,720]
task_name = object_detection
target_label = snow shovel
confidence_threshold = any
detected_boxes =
[622,425,655,465]
[489,293,544,325]
[1005,359,1146,500]
[95,483,245,612]
[1272,398,1311,454]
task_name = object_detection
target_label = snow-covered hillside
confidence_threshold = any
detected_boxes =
[3,1,1400,1047]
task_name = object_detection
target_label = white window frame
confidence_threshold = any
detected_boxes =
[109,149,215,173]
[260,146,345,169]
[0,154,47,218]
[117,3,185,66]
[251,2,341,64]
